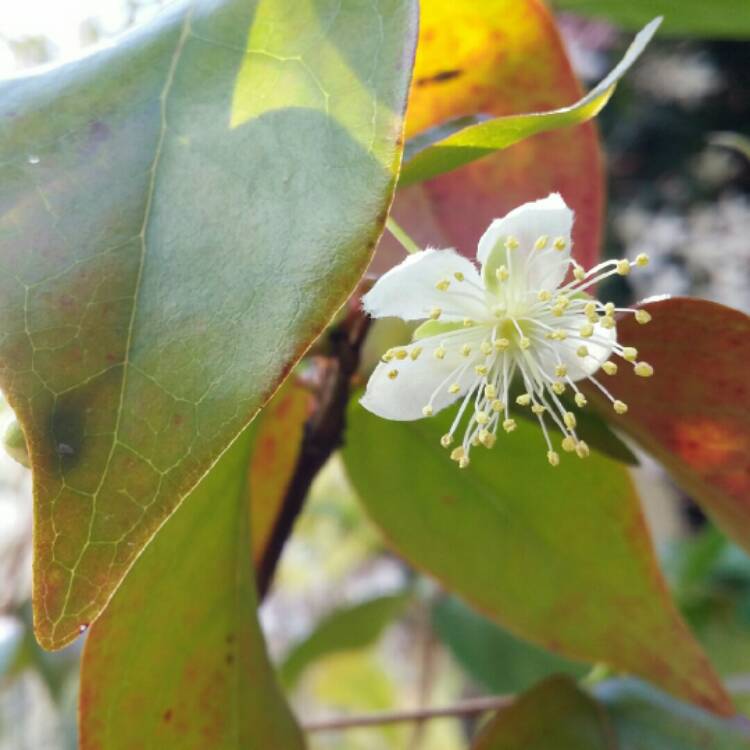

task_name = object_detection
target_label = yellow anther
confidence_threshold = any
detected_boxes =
[519,337,531,350]
[458,456,470,469]
[635,309,652,324]
[561,436,577,453]
[575,392,587,408]
[552,305,565,317]
[535,235,549,250]
[430,307,442,320]
[555,294,571,310]
[575,441,590,459]
[531,404,546,415]
[388,369,398,380]
[555,364,568,377]
[551,382,566,395]
[601,361,618,375]
[453,271,465,281]
[604,302,615,315]
[635,253,650,267]
[485,384,497,399]
[475,410,490,425]
[553,236,567,251]
[580,323,594,338]
[547,451,560,467]
[502,418,517,433]
[450,447,465,462]
[410,346,423,360]
[435,345,446,360]
[563,411,577,429]
[460,343,472,357]
[616,259,631,276]
[480,340,493,355]
[551,329,568,341]
[537,290,552,302]
[634,361,654,377]
[495,338,510,351]
[573,265,586,281]
[475,364,488,376]
[383,349,395,362]
[395,349,408,360]
[576,345,589,358]
[505,236,519,250]
[491,399,504,412]
[613,400,628,415]
[495,265,510,282]
[622,347,638,362]
[448,383,461,395]
[600,316,615,330]
[584,301,597,319]
[440,434,453,448]
[435,278,451,291]
[422,405,433,417]
[480,431,496,449]
[516,393,531,407]
[463,318,474,327]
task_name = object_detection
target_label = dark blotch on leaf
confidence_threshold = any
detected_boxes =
[415,69,463,86]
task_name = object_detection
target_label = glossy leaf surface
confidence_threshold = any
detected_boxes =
[343,401,732,714]
[595,299,750,553]
[280,593,409,689]
[0,0,417,648]
[79,424,304,750]
[377,0,604,275]
[553,0,750,38]
[399,18,660,187]
[471,676,615,750]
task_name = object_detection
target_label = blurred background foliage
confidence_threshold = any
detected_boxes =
[0,1,749,748]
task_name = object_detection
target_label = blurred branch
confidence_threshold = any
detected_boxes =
[302,694,514,733]
[256,302,371,599]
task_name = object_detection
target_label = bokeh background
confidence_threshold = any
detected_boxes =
[1,2,749,748]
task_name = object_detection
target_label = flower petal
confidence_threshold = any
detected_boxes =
[360,332,483,420]
[362,248,485,322]
[539,321,616,382]
[478,193,574,294]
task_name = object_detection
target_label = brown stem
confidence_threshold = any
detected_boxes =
[256,304,371,599]
[302,695,514,733]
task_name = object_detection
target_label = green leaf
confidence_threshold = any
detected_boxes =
[596,679,750,749]
[432,596,586,694]
[2,420,29,468]
[0,0,417,649]
[397,17,660,187]
[280,593,410,689]
[552,1,750,38]
[342,400,732,714]
[471,676,616,750]
[79,421,304,750]
[590,298,750,555]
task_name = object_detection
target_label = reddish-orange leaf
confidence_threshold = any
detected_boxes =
[378,0,604,271]
[591,297,750,551]
[248,381,311,566]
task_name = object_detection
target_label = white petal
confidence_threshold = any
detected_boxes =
[477,193,574,294]
[539,321,616,382]
[360,332,482,421]
[362,248,485,322]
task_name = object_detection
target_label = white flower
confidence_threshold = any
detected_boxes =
[361,194,654,468]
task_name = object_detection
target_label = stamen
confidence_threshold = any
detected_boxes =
[435,278,451,291]
[634,362,654,377]
[635,309,652,324]
[430,307,442,320]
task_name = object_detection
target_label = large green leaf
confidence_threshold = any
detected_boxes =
[0,0,417,649]
[590,299,750,554]
[432,596,586,694]
[280,593,409,689]
[552,0,750,38]
[471,676,615,750]
[79,422,304,749]
[342,401,732,714]
[398,17,660,187]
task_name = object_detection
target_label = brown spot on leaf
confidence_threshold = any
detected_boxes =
[163,708,173,723]
[415,69,463,87]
